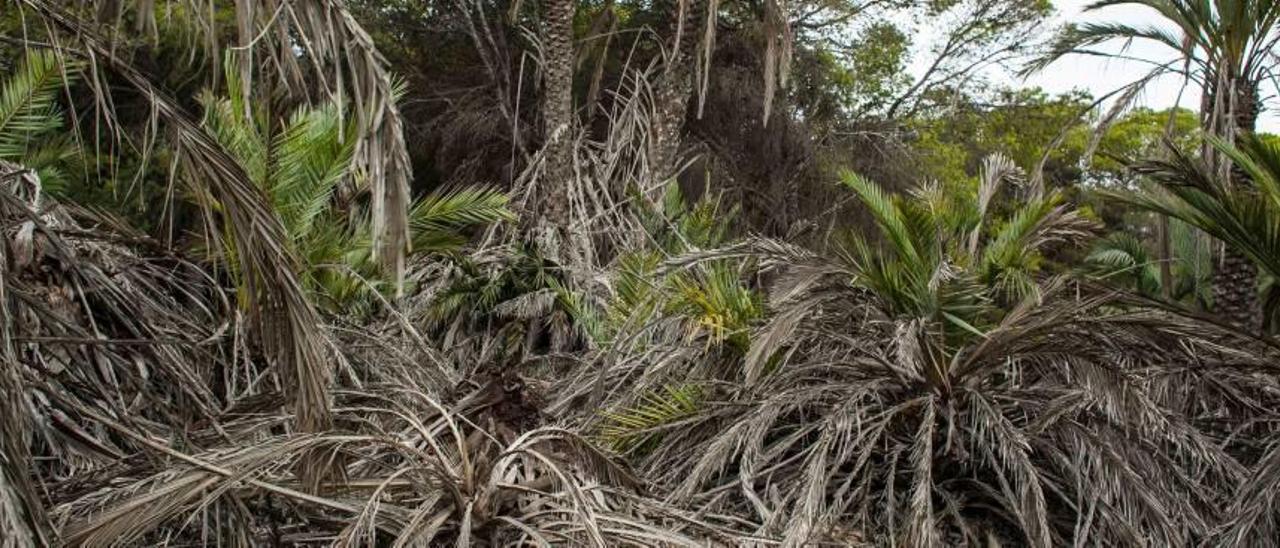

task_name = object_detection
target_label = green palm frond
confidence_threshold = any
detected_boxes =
[551,277,606,344]
[840,154,1092,354]
[1115,137,1280,281]
[1028,0,1280,98]
[636,184,736,253]
[604,251,663,334]
[981,194,1090,301]
[197,75,509,313]
[1086,232,1164,295]
[1169,218,1213,302]
[840,170,927,270]
[599,384,704,454]
[0,49,81,194]
[271,104,355,241]
[410,187,513,253]
[666,260,763,353]
[0,50,70,159]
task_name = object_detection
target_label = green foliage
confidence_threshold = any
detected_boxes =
[837,154,1093,357]
[559,185,763,353]
[1086,107,1200,179]
[910,89,1199,194]
[1085,220,1212,304]
[429,244,557,327]
[0,49,79,192]
[410,188,513,253]
[910,88,1090,186]
[1103,132,1280,334]
[197,68,510,314]
[1031,0,1280,96]
[599,384,703,454]
[1116,135,1280,287]
[793,20,912,119]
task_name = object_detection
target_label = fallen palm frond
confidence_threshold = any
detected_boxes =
[2,156,758,546]
[44,382,754,546]
[0,161,56,548]
[19,1,341,486]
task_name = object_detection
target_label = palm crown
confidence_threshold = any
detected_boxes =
[198,67,512,312]
[838,154,1093,369]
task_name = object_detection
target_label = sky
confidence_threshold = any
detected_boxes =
[913,0,1280,132]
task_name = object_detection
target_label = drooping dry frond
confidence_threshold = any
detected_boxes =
[18,0,337,483]
[0,162,56,548]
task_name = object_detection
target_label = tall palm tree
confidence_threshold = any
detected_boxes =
[1031,0,1280,331]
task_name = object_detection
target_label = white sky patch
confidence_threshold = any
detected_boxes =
[907,0,1280,132]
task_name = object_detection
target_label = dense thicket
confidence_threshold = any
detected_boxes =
[4,1,1280,546]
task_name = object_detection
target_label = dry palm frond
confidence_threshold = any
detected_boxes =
[83,0,416,289]
[43,371,750,546]
[0,162,56,548]
[18,0,337,485]
[760,0,792,125]
[260,1,414,290]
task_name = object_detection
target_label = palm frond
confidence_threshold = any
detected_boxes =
[0,50,69,159]
[600,384,704,454]
[409,187,513,254]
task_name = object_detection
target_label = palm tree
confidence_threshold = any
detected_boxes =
[648,0,791,192]
[533,0,577,245]
[586,157,1251,545]
[1115,136,1280,306]
[1031,0,1280,331]
[1113,135,1280,542]
[198,73,512,313]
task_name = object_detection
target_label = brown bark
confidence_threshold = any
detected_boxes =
[1204,78,1262,333]
[650,1,709,193]
[536,0,577,236]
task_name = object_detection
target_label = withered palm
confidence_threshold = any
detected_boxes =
[606,157,1240,546]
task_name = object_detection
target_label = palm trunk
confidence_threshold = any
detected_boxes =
[1204,78,1262,332]
[535,0,576,238]
[650,1,709,197]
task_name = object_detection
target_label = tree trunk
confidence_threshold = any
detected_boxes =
[1204,78,1262,332]
[535,0,576,240]
[1213,244,1262,330]
[650,1,709,197]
